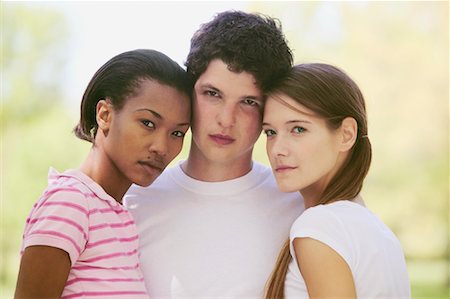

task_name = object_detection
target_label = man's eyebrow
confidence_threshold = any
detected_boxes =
[198,83,221,92]
[244,95,260,101]
[199,83,260,100]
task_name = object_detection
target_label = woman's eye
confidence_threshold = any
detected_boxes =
[292,126,305,134]
[172,131,186,138]
[142,120,155,128]
[263,129,276,137]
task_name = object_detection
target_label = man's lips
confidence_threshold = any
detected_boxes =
[209,134,235,145]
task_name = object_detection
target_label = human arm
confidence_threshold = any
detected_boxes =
[14,181,89,298]
[14,245,71,298]
[293,237,356,299]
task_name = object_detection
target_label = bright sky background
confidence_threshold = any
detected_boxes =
[24,1,252,111]
[11,0,364,115]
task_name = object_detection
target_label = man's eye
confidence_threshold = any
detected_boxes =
[205,90,219,97]
[243,99,259,106]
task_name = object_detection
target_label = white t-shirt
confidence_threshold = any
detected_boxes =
[285,199,410,299]
[124,161,304,299]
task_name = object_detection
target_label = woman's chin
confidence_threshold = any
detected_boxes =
[276,182,299,193]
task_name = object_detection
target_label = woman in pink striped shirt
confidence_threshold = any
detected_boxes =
[14,49,192,299]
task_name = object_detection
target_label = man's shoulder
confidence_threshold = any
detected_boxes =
[251,161,282,187]
[251,161,273,179]
[251,162,304,210]
[252,161,271,171]
[124,164,180,203]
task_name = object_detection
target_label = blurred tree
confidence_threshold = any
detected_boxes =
[1,3,67,128]
[1,3,89,297]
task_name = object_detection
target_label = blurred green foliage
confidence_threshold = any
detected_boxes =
[1,3,90,297]
[1,2,449,298]
[2,3,67,128]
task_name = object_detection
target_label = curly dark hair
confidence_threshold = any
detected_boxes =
[185,10,293,92]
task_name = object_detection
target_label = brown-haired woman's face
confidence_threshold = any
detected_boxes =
[101,79,190,188]
[262,94,347,201]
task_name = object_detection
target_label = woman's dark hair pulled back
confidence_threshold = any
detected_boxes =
[74,49,193,143]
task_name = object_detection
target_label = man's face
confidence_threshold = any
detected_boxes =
[190,59,263,166]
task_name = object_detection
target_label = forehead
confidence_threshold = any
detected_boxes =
[121,79,189,115]
[195,59,261,97]
[265,94,314,117]
[125,79,185,102]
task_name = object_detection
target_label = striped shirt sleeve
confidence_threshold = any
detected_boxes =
[23,187,90,266]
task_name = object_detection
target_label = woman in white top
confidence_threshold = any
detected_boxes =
[262,63,410,299]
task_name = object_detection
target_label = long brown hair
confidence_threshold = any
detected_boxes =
[264,63,372,298]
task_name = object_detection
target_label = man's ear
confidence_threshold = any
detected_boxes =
[340,117,357,152]
[96,99,113,136]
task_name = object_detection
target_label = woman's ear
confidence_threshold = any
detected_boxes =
[340,117,357,152]
[96,99,113,136]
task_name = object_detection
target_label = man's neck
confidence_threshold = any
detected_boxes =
[181,151,253,182]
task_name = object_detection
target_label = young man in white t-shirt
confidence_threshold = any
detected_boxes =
[125,11,304,298]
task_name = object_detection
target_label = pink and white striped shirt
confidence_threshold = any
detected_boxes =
[21,168,150,299]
